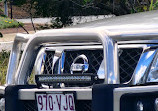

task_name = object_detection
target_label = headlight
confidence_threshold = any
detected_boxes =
[147,50,158,83]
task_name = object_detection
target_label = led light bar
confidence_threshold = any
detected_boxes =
[35,74,97,85]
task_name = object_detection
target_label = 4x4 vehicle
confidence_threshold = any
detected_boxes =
[1,10,158,111]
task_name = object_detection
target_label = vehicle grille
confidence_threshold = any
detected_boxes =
[119,48,143,83]
[75,100,92,111]
[43,51,55,74]
[22,100,37,111]
[43,48,143,84]
[63,50,103,74]
[21,100,92,111]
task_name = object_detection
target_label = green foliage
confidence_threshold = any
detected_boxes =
[0,15,7,17]
[83,0,91,4]
[0,8,3,16]
[0,8,3,12]
[0,50,10,85]
[13,0,158,28]
[51,17,68,28]
[34,0,73,27]
[0,0,3,14]
[36,23,51,30]
[0,16,23,29]
[154,0,158,8]
[11,0,131,27]
[37,16,72,30]
[149,0,154,10]
[13,0,27,6]
[130,0,158,12]
[28,70,35,84]
[149,0,158,11]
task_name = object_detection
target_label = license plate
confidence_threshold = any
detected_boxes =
[36,92,75,111]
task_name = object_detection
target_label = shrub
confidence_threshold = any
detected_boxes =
[0,16,23,29]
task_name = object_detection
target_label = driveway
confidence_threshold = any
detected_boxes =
[16,15,114,25]
[16,18,52,24]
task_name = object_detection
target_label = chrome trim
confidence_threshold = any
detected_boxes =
[14,29,119,85]
[118,40,158,44]
[108,28,158,41]
[44,42,102,46]
[53,50,63,74]
[6,33,33,85]
[12,27,158,85]
[114,85,158,111]
[70,54,89,74]
[106,39,119,84]
[118,44,149,49]
[132,50,157,85]
[118,44,158,50]
[44,48,64,74]
[34,48,46,75]
[97,60,105,79]
[19,88,92,100]
[45,44,157,50]
[45,45,103,50]
[146,50,158,83]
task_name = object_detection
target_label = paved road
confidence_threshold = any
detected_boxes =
[0,41,13,51]
[16,15,114,25]
[16,18,52,24]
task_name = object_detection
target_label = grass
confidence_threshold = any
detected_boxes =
[0,50,10,85]
[0,16,23,29]
[0,50,35,85]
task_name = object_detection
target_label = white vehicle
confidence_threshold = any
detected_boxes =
[2,10,158,111]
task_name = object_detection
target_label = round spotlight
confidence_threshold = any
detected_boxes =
[155,98,158,111]
[137,101,143,111]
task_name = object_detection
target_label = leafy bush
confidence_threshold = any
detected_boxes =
[149,0,158,10]
[0,16,23,29]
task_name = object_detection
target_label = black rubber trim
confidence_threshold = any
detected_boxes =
[92,84,128,111]
[5,85,37,111]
